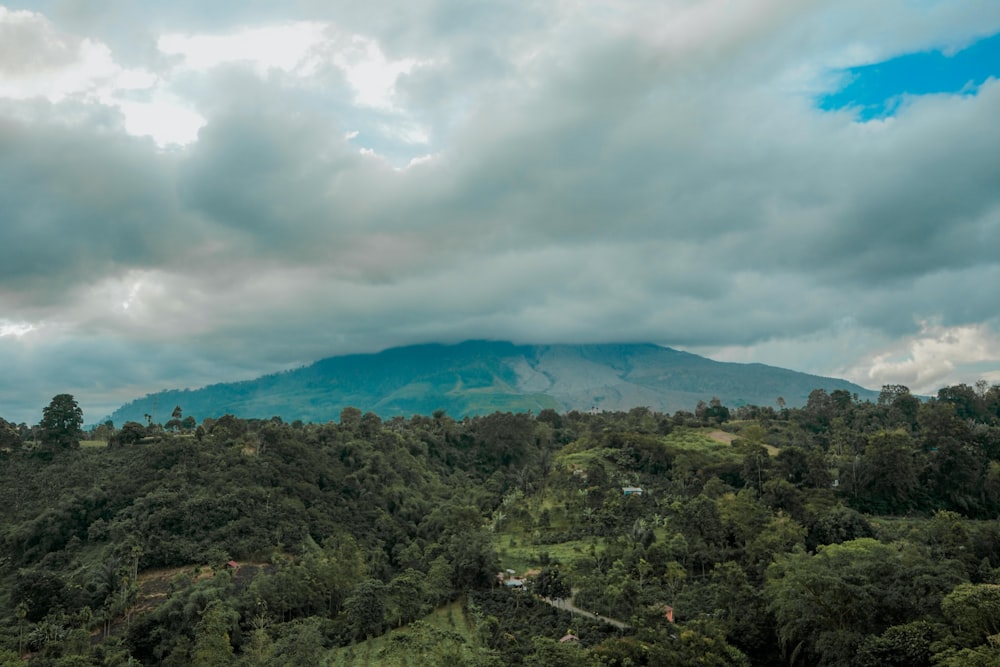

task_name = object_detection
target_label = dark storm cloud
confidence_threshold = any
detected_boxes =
[0,112,190,305]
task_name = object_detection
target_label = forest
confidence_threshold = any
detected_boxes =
[2,382,1000,666]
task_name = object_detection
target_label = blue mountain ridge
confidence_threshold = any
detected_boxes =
[105,340,878,425]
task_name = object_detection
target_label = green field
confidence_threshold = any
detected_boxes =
[80,439,108,448]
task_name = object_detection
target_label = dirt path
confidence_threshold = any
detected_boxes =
[542,596,629,629]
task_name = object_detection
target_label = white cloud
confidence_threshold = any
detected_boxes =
[159,21,429,112]
[0,320,35,337]
[157,22,328,75]
[0,6,205,146]
[845,322,1000,393]
[328,34,425,110]
[116,94,206,146]
[0,8,151,103]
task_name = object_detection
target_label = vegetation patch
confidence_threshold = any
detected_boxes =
[326,600,478,666]
[3,383,1000,665]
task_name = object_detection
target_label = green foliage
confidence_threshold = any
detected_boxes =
[855,620,941,667]
[0,418,23,450]
[765,538,964,665]
[39,394,83,451]
[807,503,874,548]
[532,566,571,600]
[855,430,922,513]
[941,583,1000,647]
[191,600,237,666]
[524,636,602,666]
[4,384,1000,666]
[344,579,387,641]
[110,421,146,447]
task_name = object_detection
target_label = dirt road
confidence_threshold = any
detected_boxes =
[542,596,629,629]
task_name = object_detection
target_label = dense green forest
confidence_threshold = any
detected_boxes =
[2,382,1000,665]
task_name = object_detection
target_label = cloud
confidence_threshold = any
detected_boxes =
[157,23,329,74]
[844,322,1000,394]
[1,1,999,423]
[0,6,203,146]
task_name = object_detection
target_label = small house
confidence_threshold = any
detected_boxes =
[622,486,644,497]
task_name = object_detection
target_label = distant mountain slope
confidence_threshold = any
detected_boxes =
[106,340,878,425]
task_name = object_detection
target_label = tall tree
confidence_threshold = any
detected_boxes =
[343,579,387,641]
[191,600,237,666]
[39,394,83,450]
[856,430,921,513]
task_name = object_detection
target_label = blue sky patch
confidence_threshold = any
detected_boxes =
[819,31,1000,120]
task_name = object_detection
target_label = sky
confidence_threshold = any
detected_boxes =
[2,0,1000,425]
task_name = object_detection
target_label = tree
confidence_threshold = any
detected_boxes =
[447,528,500,590]
[937,384,984,422]
[706,396,731,424]
[878,385,920,430]
[798,389,834,434]
[343,579,386,641]
[855,621,940,667]
[740,443,770,493]
[110,422,146,447]
[766,538,963,666]
[532,566,571,600]
[191,600,237,666]
[0,417,20,450]
[525,636,601,667]
[386,568,430,628]
[855,430,921,513]
[808,504,873,548]
[940,583,1000,647]
[39,394,83,450]
[339,406,362,434]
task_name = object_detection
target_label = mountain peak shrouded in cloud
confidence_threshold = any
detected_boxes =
[1,1,1000,426]
[105,340,880,425]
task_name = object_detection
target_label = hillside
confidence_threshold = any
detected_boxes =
[5,388,1000,665]
[107,340,877,424]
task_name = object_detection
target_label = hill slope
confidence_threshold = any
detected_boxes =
[107,340,877,424]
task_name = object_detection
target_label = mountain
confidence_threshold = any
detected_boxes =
[105,340,878,425]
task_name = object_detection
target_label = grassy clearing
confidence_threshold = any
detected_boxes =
[326,599,475,667]
[496,532,606,573]
[558,447,617,469]
[660,428,744,465]
[80,440,108,448]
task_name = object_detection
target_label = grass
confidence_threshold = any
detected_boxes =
[557,428,746,469]
[496,532,606,573]
[662,428,742,462]
[80,440,108,448]
[326,599,476,667]
[558,447,618,469]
